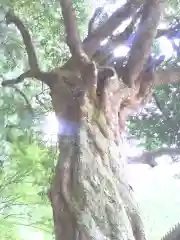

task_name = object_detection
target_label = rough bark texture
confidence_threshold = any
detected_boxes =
[47,63,147,240]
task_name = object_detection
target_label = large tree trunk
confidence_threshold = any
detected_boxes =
[2,2,167,239]
[49,67,146,240]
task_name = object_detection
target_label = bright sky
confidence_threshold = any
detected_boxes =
[20,229,44,240]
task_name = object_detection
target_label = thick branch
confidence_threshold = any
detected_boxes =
[60,0,89,64]
[92,21,134,65]
[1,69,58,88]
[92,6,143,65]
[130,147,180,167]
[84,0,141,57]
[5,11,39,70]
[123,0,165,87]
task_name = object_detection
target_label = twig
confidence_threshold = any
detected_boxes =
[11,85,34,115]
[10,222,52,234]
[35,92,47,109]
[123,0,165,87]
[5,11,39,70]
[3,213,28,220]
[1,72,34,116]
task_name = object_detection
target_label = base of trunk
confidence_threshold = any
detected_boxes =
[50,118,146,240]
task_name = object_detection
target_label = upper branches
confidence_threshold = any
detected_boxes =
[92,8,141,65]
[83,0,143,58]
[63,0,142,70]
[59,0,100,97]
[123,0,166,87]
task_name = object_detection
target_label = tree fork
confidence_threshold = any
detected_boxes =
[47,57,147,239]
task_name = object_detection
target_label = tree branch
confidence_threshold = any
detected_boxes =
[92,5,144,66]
[59,0,89,64]
[1,70,33,86]
[129,147,180,167]
[123,0,165,87]
[1,68,57,88]
[3,12,56,87]
[5,11,39,71]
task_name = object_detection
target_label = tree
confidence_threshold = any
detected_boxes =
[2,0,180,239]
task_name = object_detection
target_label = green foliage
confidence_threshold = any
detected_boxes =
[167,0,180,17]
[136,173,180,240]
[127,0,180,150]
[0,128,57,238]
[130,82,180,149]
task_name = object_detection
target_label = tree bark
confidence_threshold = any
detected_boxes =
[48,66,147,240]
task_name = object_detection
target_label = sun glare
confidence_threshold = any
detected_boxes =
[42,113,58,144]
[158,36,174,60]
[114,45,130,57]
[20,229,44,240]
